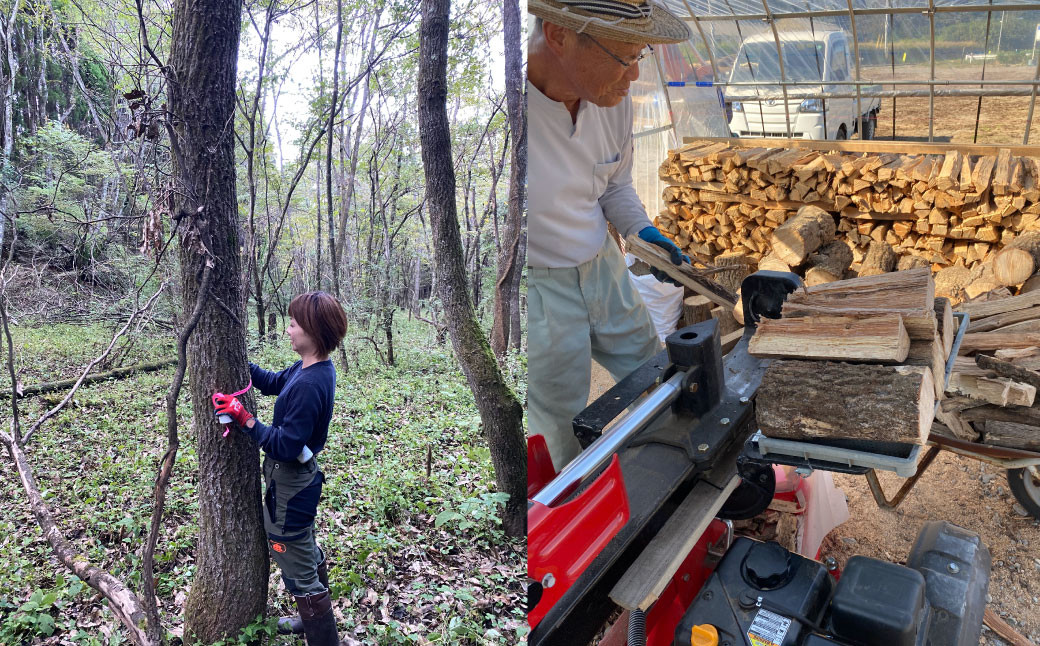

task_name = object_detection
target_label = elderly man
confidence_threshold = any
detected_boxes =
[528,0,692,471]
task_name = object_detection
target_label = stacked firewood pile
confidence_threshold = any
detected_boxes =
[743,269,1040,452]
[657,140,1040,304]
[943,291,1040,451]
[750,269,951,445]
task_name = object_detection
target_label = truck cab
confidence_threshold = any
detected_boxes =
[727,30,879,140]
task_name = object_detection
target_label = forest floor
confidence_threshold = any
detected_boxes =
[0,316,526,645]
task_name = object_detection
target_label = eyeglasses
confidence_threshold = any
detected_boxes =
[583,35,653,69]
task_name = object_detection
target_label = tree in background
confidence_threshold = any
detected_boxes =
[491,0,526,357]
[418,0,526,536]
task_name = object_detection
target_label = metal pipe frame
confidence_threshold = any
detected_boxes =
[846,0,867,140]
[1023,45,1040,143]
[710,78,1040,86]
[928,0,936,141]
[760,0,795,137]
[727,86,1040,98]
[530,371,686,508]
[682,2,1040,22]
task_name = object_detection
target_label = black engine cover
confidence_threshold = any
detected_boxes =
[675,522,990,646]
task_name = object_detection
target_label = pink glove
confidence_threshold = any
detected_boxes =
[213,394,253,427]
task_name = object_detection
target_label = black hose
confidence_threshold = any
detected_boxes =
[628,608,647,646]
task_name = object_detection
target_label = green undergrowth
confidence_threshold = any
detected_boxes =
[0,314,526,645]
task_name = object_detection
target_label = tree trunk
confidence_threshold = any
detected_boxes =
[1,0,21,162]
[418,0,526,536]
[168,0,269,640]
[383,307,395,366]
[325,0,343,304]
[509,228,525,352]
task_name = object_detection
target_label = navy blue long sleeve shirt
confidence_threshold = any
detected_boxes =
[245,359,336,462]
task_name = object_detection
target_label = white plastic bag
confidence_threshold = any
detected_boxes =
[626,253,684,342]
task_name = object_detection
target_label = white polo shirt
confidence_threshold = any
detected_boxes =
[528,80,653,268]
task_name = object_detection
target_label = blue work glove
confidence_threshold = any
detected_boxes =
[637,226,689,285]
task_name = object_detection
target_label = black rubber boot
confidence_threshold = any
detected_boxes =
[297,590,339,646]
[276,560,330,635]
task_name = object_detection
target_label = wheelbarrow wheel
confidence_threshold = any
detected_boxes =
[1007,468,1040,519]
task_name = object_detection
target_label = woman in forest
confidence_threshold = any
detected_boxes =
[213,291,348,645]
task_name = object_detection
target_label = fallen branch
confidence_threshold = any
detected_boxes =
[0,293,156,646]
[142,264,213,640]
[2,437,152,645]
[22,285,168,444]
[1,358,177,399]
[624,235,738,308]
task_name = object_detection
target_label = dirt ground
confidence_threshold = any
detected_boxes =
[859,63,1040,144]
[589,361,1040,645]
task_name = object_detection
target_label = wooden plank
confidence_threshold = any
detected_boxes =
[749,314,910,362]
[989,319,1040,334]
[966,305,1040,333]
[959,332,1040,353]
[956,289,1040,318]
[609,443,742,612]
[625,235,737,308]
[785,268,934,311]
[781,304,937,341]
[681,136,1040,157]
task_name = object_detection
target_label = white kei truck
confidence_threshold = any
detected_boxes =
[726,29,882,141]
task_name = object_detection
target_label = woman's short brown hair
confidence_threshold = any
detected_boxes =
[288,291,348,357]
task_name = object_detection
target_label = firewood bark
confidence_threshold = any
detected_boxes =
[770,205,836,266]
[905,338,946,399]
[858,240,897,277]
[934,297,955,359]
[1019,272,1040,294]
[804,241,853,286]
[957,289,1040,319]
[982,421,1040,452]
[975,354,1040,391]
[750,314,910,362]
[711,251,754,293]
[759,253,792,273]
[681,295,713,328]
[897,255,931,271]
[966,305,1040,333]
[785,268,934,309]
[934,265,972,304]
[960,331,1040,353]
[961,403,1040,426]
[756,360,935,444]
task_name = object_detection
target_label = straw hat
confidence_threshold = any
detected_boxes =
[529,0,691,45]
